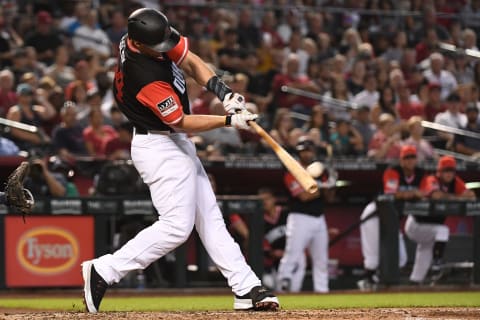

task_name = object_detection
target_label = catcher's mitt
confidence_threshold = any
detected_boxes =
[5,161,35,216]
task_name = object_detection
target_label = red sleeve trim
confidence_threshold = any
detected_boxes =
[383,168,400,194]
[167,36,189,65]
[136,81,184,125]
[284,172,303,197]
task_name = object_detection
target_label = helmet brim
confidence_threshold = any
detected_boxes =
[148,27,181,53]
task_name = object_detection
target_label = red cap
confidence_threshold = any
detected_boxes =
[37,11,53,24]
[400,145,417,159]
[437,156,456,171]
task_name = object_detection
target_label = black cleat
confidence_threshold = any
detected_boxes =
[82,260,108,313]
[234,285,280,311]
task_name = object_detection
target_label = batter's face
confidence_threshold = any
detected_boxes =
[299,149,315,165]
[132,40,163,59]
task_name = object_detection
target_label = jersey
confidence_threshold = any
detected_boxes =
[113,35,190,132]
[284,171,323,216]
[417,175,467,224]
[383,165,426,194]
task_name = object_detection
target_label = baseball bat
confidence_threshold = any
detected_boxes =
[249,121,318,194]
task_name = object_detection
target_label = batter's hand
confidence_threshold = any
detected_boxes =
[231,112,258,129]
[223,92,247,114]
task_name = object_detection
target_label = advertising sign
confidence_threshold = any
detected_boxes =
[5,216,94,287]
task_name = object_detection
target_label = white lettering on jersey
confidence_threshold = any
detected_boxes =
[157,96,179,117]
[119,37,126,64]
[171,63,186,94]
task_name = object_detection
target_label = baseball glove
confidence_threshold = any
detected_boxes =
[5,161,34,216]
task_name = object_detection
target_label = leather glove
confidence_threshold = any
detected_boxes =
[223,92,247,114]
[231,112,258,130]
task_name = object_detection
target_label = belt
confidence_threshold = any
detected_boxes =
[134,127,170,135]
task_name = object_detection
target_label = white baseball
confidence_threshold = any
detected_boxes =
[306,161,324,178]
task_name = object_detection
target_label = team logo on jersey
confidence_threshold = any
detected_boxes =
[157,96,179,117]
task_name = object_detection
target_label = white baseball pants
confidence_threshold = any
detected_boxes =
[405,215,449,282]
[93,132,261,296]
[360,201,408,270]
[277,213,329,293]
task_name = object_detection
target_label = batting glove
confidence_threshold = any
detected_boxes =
[223,92,247,114]
[231,112,258,130]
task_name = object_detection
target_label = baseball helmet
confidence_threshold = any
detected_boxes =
[127,8,180,52]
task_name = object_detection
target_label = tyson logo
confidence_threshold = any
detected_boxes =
[17,227,79,275]
[157,96,179,117]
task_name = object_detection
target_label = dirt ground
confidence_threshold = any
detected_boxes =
[1,308,479,320]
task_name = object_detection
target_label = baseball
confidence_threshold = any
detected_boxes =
[306,161,324,178]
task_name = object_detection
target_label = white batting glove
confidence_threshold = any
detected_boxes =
[231,112,258,130]
[223,92,247,114]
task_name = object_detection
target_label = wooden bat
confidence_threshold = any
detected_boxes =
[249,121,318,194]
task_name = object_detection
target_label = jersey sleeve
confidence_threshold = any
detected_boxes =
[420,175,440,196]
[383,168,400,194]
[284,172,303,197]
[166,36,189,65]
[136,81,184,125]
[454,176,467,195]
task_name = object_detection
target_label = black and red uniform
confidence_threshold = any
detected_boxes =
[113,35,190,132]
[383,165,427,195]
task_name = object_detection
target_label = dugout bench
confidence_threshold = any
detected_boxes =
[376,196,480,285]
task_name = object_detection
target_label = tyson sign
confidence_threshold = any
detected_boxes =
[5,216,94,287]
[17,227,79,275]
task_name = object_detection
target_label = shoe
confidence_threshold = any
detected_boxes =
[357,276,378,292]
[234,286,280,311]
[82,260,108,313]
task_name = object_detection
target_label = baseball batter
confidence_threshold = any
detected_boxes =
[276,137,333,293]
[358,145,427,290]
[406,156,476,284]
[81,8,279,312]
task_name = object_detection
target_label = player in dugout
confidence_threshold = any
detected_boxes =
[405,155,476,285]
[358,145,428,291]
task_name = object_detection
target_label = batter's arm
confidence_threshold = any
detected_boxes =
[178,51,215,87]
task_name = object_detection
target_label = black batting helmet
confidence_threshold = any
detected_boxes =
[127,8,180,52]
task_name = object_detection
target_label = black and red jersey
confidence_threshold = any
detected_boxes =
[284,171,324,216]
[113,35,190,132]
[383,165,427,194]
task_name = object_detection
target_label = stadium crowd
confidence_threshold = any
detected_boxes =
[0,0,480,193]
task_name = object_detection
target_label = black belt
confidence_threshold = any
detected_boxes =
[134,126,148,134]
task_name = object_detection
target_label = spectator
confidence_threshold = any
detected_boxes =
[64,60,95,101]
[453,52,474,85]
[346,59,366,96]
[269,108,294,148]
[73,9,112,58]
[403,116,437,162]
[405,156,476,285]
[424,83,446,122]
[217,27,243,74]
[24,157,67,197]
[105,121,133,161]
[106,9,127,54]
[455,103,480,157]
[329,119,364,156]
[434,92,467,149]
[82,108,118,158]
[352,73,379,109]
[423,53,458,101]
[371,86,397,125]
[237,8,262,50]
[283,32,310,76]
[272,53,319,110]
[382,31,407,63]
[0,69,17,116]
[304,104,331,156]
[395,85,425,121]
[368,113,402,161]
[352,105,375,152]
[51,101,88,164]
[24,11,63,65]
[45,46,76,88]
[10,48,29,86]
[6,83,55,151]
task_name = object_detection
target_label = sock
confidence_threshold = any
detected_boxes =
[433,241,446,261]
